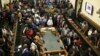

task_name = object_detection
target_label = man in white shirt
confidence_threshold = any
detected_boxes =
[61,25,70,37]
[88,29,92,39]
[47,17,53,27]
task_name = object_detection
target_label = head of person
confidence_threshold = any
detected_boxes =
[23,44,28,48]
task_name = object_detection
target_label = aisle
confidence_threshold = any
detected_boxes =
[15,22,27,46]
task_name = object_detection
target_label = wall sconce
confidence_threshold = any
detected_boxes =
[96,9,100,18]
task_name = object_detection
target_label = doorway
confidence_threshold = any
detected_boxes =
[75,0,83,17]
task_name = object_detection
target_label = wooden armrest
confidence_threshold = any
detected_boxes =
[44,50,65,54]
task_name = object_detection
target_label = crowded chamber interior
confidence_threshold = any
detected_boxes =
[0,0,100,56]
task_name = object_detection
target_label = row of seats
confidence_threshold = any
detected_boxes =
[65,14,100,56]
[0,2,18,56]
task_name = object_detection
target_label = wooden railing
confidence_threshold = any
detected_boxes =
[10,21,18,56]
[79,13,100,31]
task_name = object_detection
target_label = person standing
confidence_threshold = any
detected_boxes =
[47,17,53,27]
[21,44,32,56]
[0,37,5,56]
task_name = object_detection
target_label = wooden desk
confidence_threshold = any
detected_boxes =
[40,27,68,56]
[40,27,56,36]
